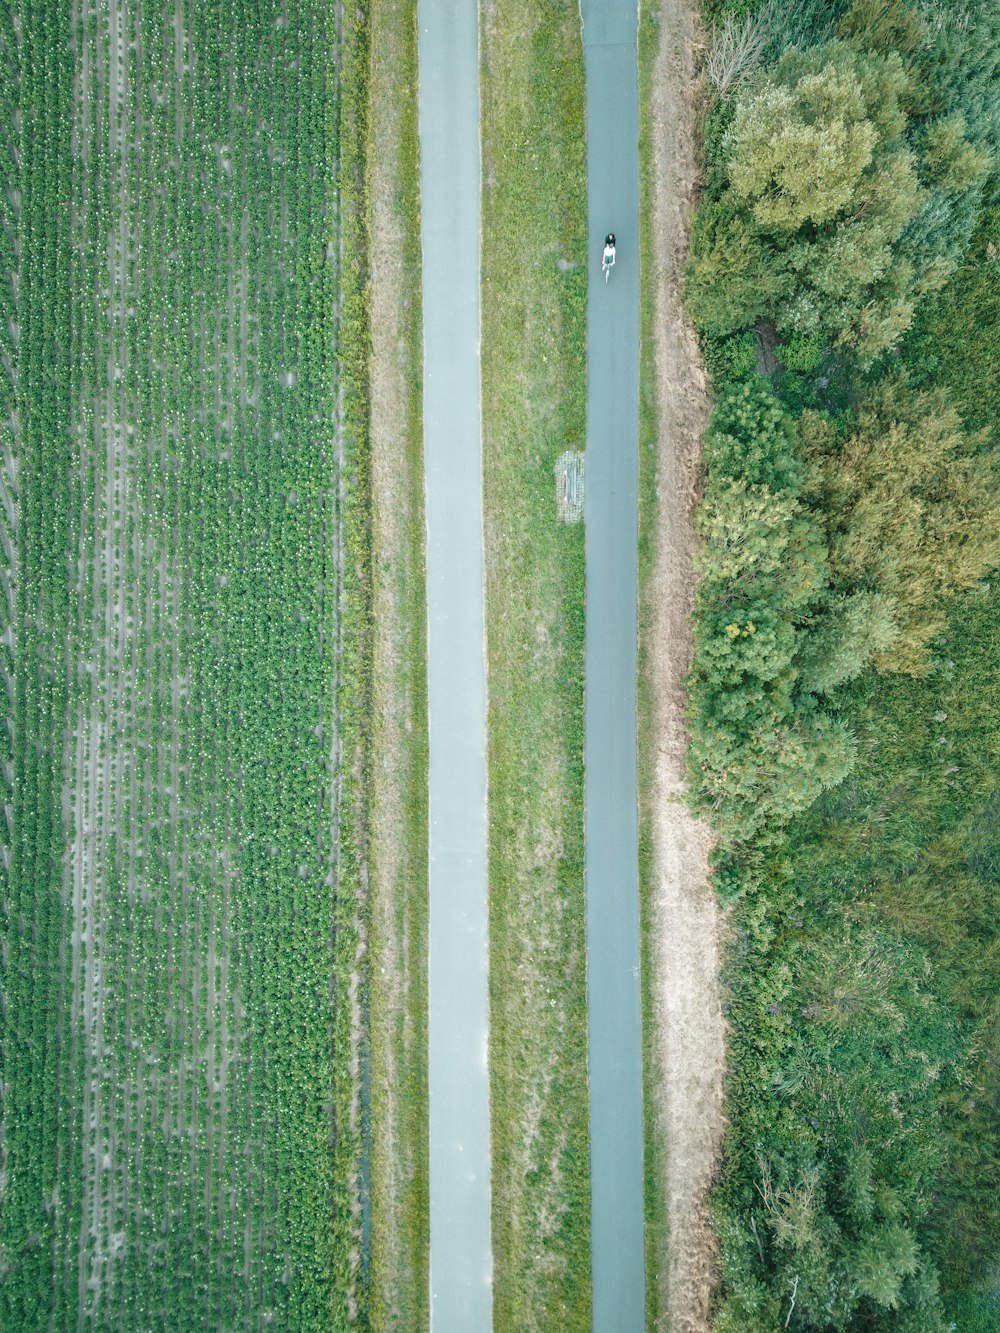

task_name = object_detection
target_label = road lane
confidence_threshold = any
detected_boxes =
[581,1,646,1328]
[418,1,493,1327]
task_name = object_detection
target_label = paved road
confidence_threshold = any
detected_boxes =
[581,1,646,1329]
[418,1,492,1327]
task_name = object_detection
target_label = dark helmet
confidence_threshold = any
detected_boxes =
[606,232,616,245]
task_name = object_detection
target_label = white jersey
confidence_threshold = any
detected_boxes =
[603,244,615,265]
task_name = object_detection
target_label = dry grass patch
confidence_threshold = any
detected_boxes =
[638,2,727,1330]
[367,0,429,1327]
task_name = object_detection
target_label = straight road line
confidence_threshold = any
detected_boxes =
[418,1,493,1327]
[581,1,646,1327]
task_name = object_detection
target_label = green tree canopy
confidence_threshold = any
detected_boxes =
[686,36,990,358]
[688,383,856,839]
[801,378,1000,674]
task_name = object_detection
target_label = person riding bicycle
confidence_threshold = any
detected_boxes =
[602,232,616,271]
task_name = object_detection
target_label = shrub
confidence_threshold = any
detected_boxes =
[701,330,759,380]
[801,376,1000,674]
[796,590,899,693]
[778,331,824,372]
[687,36,991,358]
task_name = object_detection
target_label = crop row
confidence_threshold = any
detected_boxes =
[2,4,77,1326]
[1,3,366,1328]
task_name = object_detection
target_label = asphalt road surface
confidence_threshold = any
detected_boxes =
[418,1,492,1327]
[581,1,646,1328]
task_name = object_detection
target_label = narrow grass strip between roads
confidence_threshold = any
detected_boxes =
[480,3,591,1327]
[366,0,431,1326]
[637,8,667,1323]
[335,0,375,1314]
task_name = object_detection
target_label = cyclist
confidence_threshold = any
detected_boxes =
[602,232,616,273]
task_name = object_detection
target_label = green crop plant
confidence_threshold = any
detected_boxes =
[0,2,373,1327]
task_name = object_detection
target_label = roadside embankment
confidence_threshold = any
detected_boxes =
[366,0,430,1326]
[638,3,726,1329]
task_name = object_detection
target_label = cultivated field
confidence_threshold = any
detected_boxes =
[1,3,367,1327]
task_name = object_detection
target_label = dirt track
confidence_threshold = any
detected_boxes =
[645,2,727,1329]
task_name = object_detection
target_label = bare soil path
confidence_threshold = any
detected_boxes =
[643,2,727,1329]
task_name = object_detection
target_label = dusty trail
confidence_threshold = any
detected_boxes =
[644,2,726,1330]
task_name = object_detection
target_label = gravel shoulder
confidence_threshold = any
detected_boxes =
[639,2,727,1329]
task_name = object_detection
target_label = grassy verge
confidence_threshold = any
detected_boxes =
[636,4,667,1324]
[366,0,430,1326]
[335,0,375,1316]
[479,3,590,1326]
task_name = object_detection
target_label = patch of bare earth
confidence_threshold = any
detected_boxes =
[645,3,726,1330]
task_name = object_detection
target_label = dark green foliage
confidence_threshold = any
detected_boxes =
[1,7,78,1325]
[910,3,1000,175]
[703,0,845,34]
[902,206,1000,427]
[688,384,856,841]
[777,331,824,373]
[691,10,1000,1325]
[702,330,759,381]
[837,0,926,54]
[688,5,994,360]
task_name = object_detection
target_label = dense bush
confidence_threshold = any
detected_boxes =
[715,920,959,1333]
[712,577,1000,1330]
[690,7,1000,1328]
[688,384,856,841]
[800,377,1000,675]
[687,13,992,359]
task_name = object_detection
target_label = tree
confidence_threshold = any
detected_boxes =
[851,1224,920,1309]
[797,590,899,693]
[685,200,789,335]
[801,377,1000,674]
[697,481,828,616]
[686,36,990,358]
[688,383,855,838]
[689,695,856,840]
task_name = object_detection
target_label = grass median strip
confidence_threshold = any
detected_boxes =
[366,0,430,1326]
[480,3,590,1327]
[637,10,666,1321]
